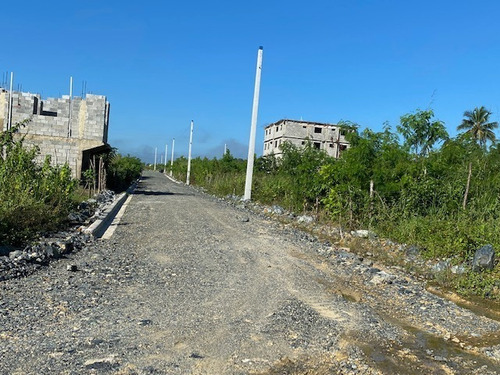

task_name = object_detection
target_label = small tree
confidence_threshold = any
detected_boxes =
[398,109,448,157]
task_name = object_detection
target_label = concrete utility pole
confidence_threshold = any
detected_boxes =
[164,144,168,171]
[224,143,227,156]
[154,147,157,171]
[7,72,13,130]
[186,120,194,185]
[244,46,263,201]
[68,76,73,137]
[170,138,175,176]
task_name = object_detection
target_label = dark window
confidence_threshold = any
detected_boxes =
[275,141,278,147]
[314,142,321,149]
[329,143,334,148]
[276,127,279,132]
[303,125,307,129]
[301,141,305,145]
[340,129,346,136]
[314,127,322,134]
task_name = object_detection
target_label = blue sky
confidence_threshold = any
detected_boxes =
[2,0,500,162]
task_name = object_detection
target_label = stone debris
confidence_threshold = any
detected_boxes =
[473,244,496,272]
[0,190,115,282]
[297,215,314,224]
[351,229,377,239]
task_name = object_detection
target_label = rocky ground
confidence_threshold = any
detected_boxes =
[0,190,115,282]
[0,171,499,374]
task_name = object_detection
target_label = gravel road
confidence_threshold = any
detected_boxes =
[1,171,499,375]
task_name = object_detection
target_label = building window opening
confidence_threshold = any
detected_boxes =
[275,141,278,147]
[276,127,279,132]
[314,142,321,149]
[340,129,346,136]
[303,125,307,129]
[314,127,322,134]
[329,143,334,148]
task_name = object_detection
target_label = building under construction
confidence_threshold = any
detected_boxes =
[263,119,351,158]
[0,89,111,179]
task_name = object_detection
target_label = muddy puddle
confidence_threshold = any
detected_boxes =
[427,286,500,322]
[358,315,500,374]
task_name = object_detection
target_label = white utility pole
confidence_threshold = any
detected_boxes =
[224,143,227,156]
[68,76,73,137]
[164,143,168,171]
[186,120,194,185]
[7,72,13,130]
[154,147,157,171]
[244,46,263,201]
[170,138,175,176]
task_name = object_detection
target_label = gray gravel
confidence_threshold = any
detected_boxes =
[1,170,499,374]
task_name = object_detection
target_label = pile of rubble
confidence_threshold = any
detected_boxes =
[0,190,116,281]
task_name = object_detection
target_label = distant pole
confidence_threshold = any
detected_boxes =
[68,76,73,137]
[244,46,263,201]
[186,120,194,185]
[164,143,168,171]
[7,72,13,130]
[170,138,175,176]
[224,143,227,156]
[154,147,157,171]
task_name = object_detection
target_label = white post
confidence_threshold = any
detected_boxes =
[224,143,227,156]
[244,46,263,201]
[170,138,175,176]
[164,143,168,171]
[186,120,194,185]
[68,76,73,137]
[7,72,13,130]
[154,147,157,171]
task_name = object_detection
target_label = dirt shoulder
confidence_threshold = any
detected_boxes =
[0,171,498,374]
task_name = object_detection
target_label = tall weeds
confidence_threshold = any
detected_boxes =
[0,121,77,245]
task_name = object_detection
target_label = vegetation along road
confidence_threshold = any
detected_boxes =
[1,170,499,374]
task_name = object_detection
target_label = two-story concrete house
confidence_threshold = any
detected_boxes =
[263,119,351,158]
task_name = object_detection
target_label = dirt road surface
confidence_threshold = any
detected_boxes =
[1,171,499,374]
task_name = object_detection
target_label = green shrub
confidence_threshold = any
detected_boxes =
[0,122,77,245]
[107,153,143,192]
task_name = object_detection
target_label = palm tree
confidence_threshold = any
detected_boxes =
[457,106,498,148]
[457,106,498,209]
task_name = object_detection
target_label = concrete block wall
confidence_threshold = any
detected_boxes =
[0,89,110,178]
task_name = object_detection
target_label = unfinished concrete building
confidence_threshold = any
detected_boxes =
[263,119,351,158]
[0,89,110,179]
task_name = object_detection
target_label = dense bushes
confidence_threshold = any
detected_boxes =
[0,123,77,245]
[0,122,143,245]
[106,153,143,192]
[170,109,500,300]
